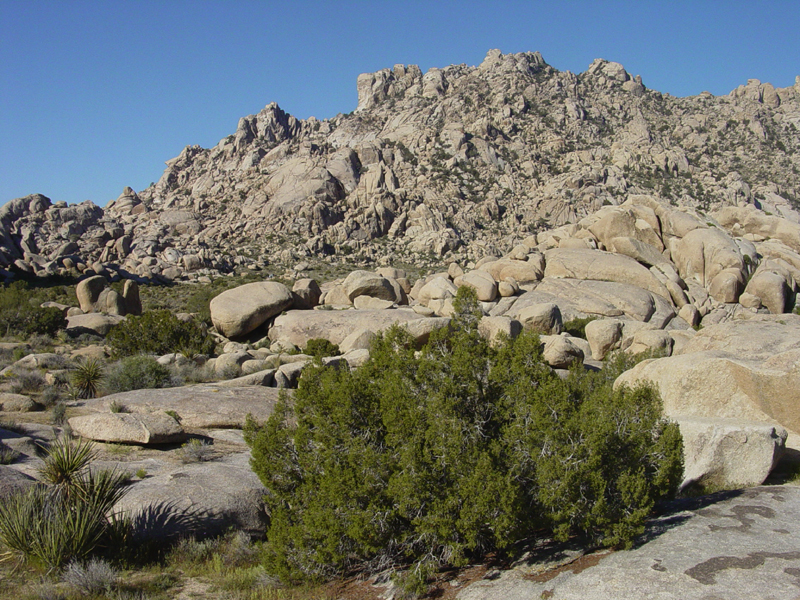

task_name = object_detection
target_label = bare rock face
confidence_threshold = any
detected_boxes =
[291,278,322,309]
[268,308,429,348]
[516,302,563,334]
[68,412,186,445]
[585,318,623,360]
[542,335,584,369]
[210,281,293,339]
[676,417,787,491]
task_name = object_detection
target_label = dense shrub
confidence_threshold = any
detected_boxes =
[245,287,683,585]
[106,310,214,358]
[104,355,173,394]
[0,281,67,338]
[303,338,340,359]
[562,315,597,339]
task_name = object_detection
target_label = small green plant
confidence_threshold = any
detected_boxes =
[109,399,128,413]
[72,358,104,399]
[562,316,597,339]
[165,409,182,423]
[303,338,340,359]
[135,468,147,479]
[106,310,215,358]
[0,442,19,464]
[104,355,172,394]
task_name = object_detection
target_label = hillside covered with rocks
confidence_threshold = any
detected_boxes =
[1,49,799,282]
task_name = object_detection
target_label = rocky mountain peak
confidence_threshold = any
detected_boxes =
[1,49,799,283]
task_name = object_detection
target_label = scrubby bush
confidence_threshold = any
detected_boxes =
[0,281,67,338]
[106,310,214,359]
[104,355,173,394]
[245,287,683,586]
[562,315,597,339]
[303,338,340,359]
[61,557,118,595]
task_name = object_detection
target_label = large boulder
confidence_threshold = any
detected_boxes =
[343,270,398,302]
[510,278,675,326]
[676,417,787,491]
[291,278,322,309]
[671,227,745,296]
[116,452,267,540]
[478,255,544,283]
[458,270,498,302]
[542,335,584,369]
[66,313,124,337]
[268,308,429,348]
[544,248,672,300]
[585,319,623,360]
[75,385,282,428]
[68,412,186,445]
[210,281,293,339]
[516,302,563,334]
[478,316,521,347]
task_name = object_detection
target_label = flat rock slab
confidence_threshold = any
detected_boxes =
[115,451,267,540]
[69,412,186,445]
[458,485,800,600]
[76,385,284,428]
[268,308,429,347]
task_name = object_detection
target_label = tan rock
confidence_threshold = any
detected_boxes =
[542,335,584,369]
[210,281,293,339]
[516,302,563,334]
[69,412,186,445]
[585,319,623,360]
[478,316,522,347]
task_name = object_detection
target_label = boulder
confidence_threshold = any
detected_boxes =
[76,385,282,428]
[614,347,800,435]
[122,280,142,315]
[214,351,251,377]
[0,393,38,412]
[585,319,623,360]
[116,452,267,540]
[322,283,352,306]
[542,335,584,369]
[291,278,322,309]
[75,275,108,313]
[343,270,398,302]
[478,316,521,347]
[0,465,36,499]
[68,412,186,445]
[626,329,674,356]
[744,268,794,314]
[212,369,276,388]
[478,256,544,283]
[354,295,395,310]
[459,270,498,302]
[516,302,563,334]
[275,361,308,388]
[672,227,744,290]
[210,281,293,339]
[66,313,124,337]
[544,248,672,300]
[268,308,429,348]
[677,417,787,491]
[339,328,376,353]
[417,276,457,305]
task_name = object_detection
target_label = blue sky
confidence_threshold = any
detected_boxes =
[1,0,799,207]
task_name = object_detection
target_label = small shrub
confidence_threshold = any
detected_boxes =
[40,385,61,407]
[72,358,104,399]
[135,468,147,479]
[303,338,340,359]
[106,310,214,358]
[176,438,214,463]
[16,368,45,393]
[164,409,182,424]
[61,557,118,595]
[0,282,67,338]
[0,442,19,464]
[109,399,128,413]
[51,402,67,425]
[562,316,597,339]
[104,355,172,395]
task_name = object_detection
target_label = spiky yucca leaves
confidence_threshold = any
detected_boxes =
[0,438,131,567]
[71,358,104,399]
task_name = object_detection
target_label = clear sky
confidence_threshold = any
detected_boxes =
[1,0,798,207]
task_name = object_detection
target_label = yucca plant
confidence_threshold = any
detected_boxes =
[71,358,104,399]
[0,438,131,568]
